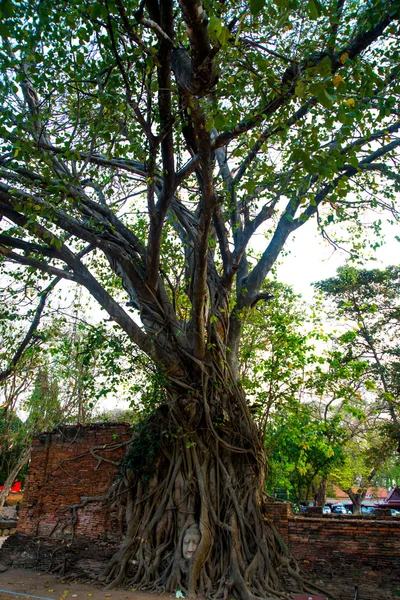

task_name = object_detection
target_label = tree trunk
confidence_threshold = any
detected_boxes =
[346,489,367,515]
[102,377,311,599]
[0,449,30,510]
[315,478,327,507]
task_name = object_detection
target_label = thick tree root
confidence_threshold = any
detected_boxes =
[98,392,334,600]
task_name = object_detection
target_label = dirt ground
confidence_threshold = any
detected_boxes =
[0,568,174,600]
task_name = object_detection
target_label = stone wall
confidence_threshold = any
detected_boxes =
[268,502,400,599]
[0,520,17,536]
[17,422,131,542]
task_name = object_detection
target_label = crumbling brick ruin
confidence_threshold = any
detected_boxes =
[17,422,131,541]
[1,423,131,579]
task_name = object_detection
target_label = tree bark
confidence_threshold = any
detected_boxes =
[315,478,327,507]
[346,489,367,515]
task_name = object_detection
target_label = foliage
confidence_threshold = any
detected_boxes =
[239,282,316,426]
[329,429,398,511]
[0,414,25,485]
[265,400,346,505]
[258,272,400,505]
[374,451,400,488]
[240,281,369,504]
[315,266,400,450]
[120,417,163,485]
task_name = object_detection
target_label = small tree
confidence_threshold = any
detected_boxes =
[330,433,395,513]
[265,401,346,507]
[0,365,61,508]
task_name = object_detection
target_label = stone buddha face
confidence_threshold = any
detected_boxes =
[182,524,201,559]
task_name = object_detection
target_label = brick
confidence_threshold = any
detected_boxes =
[16,422,131,542]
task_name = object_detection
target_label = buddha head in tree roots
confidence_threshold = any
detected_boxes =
[182,523,201,560]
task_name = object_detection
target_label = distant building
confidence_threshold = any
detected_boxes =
[375,486,400,510]
[326,484,388,507]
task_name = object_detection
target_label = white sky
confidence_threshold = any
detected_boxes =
[275,217,400,301]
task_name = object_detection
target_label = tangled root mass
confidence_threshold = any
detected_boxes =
[101,379,323,600]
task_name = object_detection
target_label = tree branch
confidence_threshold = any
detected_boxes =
[146,0,176,288]
[213,9,395,150]
[0,276,61,382]
[0,247,78,281]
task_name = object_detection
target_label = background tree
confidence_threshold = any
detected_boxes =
[265,400,346,507]
[330,433,395,513]
[315,265,400,450]
[257,283,400,509]
[0,363,62,508]
[1,0,400,597]
[239,281,315,430]
[374,451,400,489]
[0,414,26,485]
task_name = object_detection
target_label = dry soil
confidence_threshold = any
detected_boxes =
[0,568,174,600]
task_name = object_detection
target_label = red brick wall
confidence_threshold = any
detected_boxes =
[266,503,400,599]
[289,515,400,588]
[264,501,291,544]
[18,423,131,542]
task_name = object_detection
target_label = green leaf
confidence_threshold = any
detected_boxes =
[0,22,10,37]
[214,112,226,130]
[309,83,334,109]
[295,81,307,98]
[250,0,266,15]
[347,154,359,168]
[317,56,332,77]
[0,0,14,18]
[306,0,322,20]
[208,15,222,39]
[90,3,103,19]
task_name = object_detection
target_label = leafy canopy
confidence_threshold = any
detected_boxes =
[0,0,399,382]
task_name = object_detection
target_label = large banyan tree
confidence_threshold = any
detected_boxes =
[1,0,400,597]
